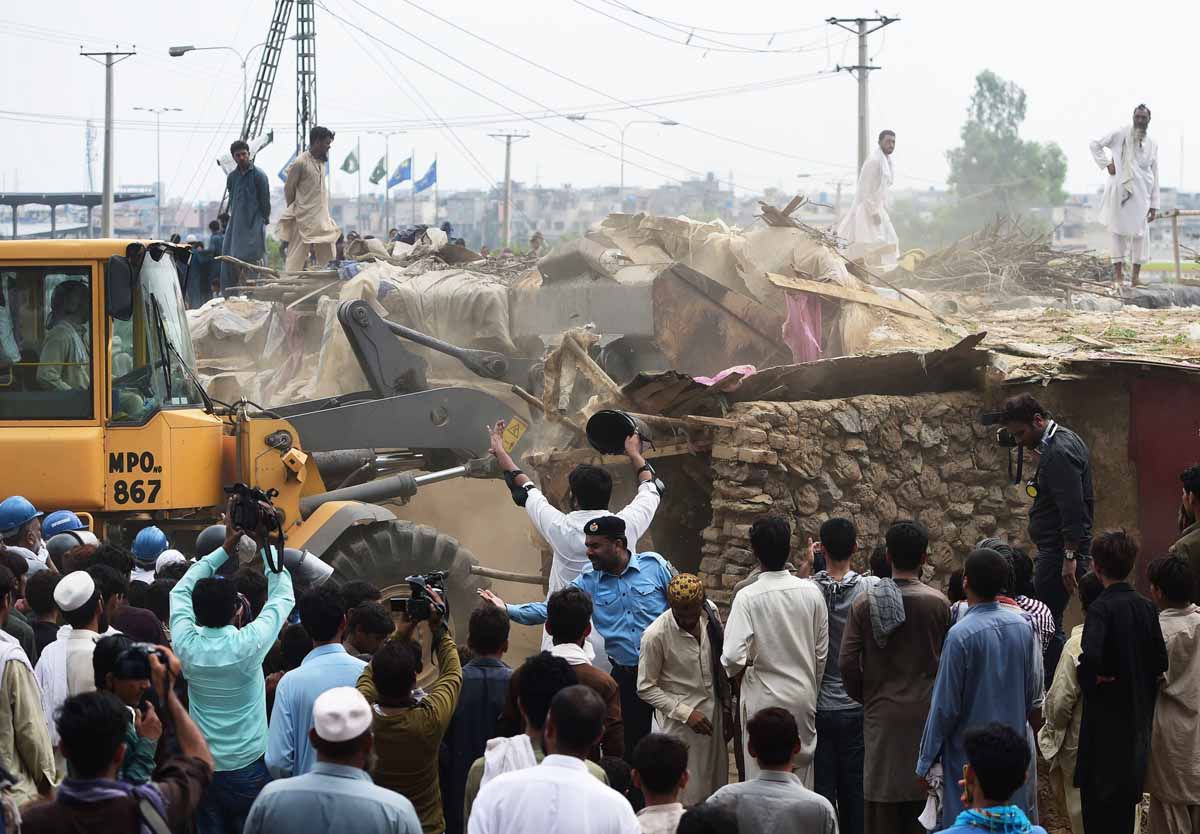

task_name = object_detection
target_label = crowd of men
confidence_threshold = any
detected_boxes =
[0,391,1199,834]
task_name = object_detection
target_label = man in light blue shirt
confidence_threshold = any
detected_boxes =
[481,514,673,758]
[267,584,367,778]
[916,547,1043,830]
[246,686,421,834]
[170,520,295,834]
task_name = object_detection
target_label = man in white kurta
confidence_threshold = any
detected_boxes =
[278,126,341,273]
[722,517,828,787]
[637,574,729,805]
[1090,105,1159,287]
[838,130,899,267]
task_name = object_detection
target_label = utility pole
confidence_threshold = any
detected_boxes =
[489,131,529,249]
[133,106,181,240]
[81,47,136,237]
[827,16,898,173]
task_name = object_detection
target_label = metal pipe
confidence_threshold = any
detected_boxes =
[300,463,470,518]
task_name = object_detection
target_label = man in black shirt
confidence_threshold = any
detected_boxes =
[1001,394,1094,671]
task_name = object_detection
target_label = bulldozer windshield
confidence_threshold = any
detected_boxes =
[110,252,204,422]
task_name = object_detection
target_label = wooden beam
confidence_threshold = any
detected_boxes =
[522,440,707,468]
[765,272,938,322]
[684,415,738,429]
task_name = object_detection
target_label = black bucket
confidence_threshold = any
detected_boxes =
[586,409,652,455]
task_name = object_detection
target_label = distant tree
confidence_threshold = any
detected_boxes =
[943,70,1066,235]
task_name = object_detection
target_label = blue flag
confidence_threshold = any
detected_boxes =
[277,148,299,183]
[387,157,412,189]
[414,160,437,193]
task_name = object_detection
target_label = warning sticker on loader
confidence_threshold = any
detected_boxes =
[502,417,528,452]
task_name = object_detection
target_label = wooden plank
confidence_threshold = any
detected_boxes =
[685,415,738,429]
[522,440,705,468]
[765,272,938,322]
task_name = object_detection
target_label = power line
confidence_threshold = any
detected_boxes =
[321,2,720,191]
[589,1,826,38]
[592,0,828,52]
[363,0,845,187]
[571,0,842,54]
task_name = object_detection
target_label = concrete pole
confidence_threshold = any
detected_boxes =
[503,136,513,248]
[155,110,162,239]
[857,19,869,173]
[102,53,115,237]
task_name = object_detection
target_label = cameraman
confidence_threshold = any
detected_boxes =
[356,584,462,834]
[1000,393,1093,665]
[92,635,163,784]
[170,499,295,834]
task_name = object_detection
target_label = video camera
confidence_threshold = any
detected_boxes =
[224,482,286,572]
[389,570,448,622]
[979,410,1024,485]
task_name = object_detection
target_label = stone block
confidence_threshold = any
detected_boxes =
[734,427,769,447]
[947,502,975,521]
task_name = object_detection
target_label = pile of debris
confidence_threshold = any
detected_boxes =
[893,216,1111,295]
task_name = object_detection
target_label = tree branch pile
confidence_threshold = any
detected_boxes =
[894,216,1112,294]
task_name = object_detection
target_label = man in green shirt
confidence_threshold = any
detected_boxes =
[357,585,461,834]
[170,514,295,834]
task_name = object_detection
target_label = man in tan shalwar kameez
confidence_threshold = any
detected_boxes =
[278,126,340,273]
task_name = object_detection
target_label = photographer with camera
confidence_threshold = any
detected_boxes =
[998,394,1094,673]
[92,634,168,784]
[21,650,214,834]
[356,580,462,834]
[170,497,295,834]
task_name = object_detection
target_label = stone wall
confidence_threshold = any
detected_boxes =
[699,391,1031,612]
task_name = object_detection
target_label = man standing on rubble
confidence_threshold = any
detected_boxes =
[837,130,899,268]
[484,421,662,672]
[1090,105,1160,288]
[221,140,271,295]
[278,126,341,273]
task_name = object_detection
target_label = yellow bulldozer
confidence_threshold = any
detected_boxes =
[0,238,534,617]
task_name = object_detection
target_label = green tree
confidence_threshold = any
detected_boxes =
[944,70,1066,233]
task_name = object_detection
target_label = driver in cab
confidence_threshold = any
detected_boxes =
[37,280,90,391]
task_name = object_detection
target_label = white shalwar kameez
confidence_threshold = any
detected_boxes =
[1090,127,1159,264]
[837,145,899,266]
[721,570,828,787]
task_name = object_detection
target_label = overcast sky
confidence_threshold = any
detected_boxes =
[3,0,1194,212]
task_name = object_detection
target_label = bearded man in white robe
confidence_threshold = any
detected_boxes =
[838,130,899,267]
[1090,104,1159,287]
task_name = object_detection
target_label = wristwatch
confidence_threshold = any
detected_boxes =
[636,463,667,496]
[1064,550,1077,562]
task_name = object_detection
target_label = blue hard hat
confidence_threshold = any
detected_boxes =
[0,496,42,537]
[132,525,170,564]
[42,510,86,539]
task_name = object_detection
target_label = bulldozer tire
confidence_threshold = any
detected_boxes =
[321,519,488,636]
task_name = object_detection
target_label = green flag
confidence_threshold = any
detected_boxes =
[368,156,387,185]
[340,149,359,174]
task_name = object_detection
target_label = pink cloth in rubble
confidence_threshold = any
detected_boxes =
[783,291,822,362]
[694,365,757,387]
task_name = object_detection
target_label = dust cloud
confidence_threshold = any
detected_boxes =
[397,478,545,662]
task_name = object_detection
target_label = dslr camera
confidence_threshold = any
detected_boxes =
[979,409,1024,484]
[114,642,169,682]
[389,570,448,622]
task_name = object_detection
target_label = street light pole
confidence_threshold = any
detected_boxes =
[567,114,678,203]
[168,41,283,135]
[133,105,181,240]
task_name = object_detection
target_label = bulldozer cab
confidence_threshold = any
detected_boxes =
[0,241,203,420]
[0,240,221,519]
